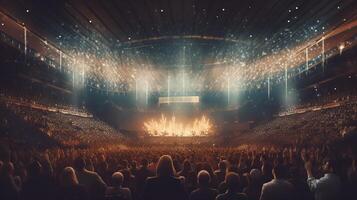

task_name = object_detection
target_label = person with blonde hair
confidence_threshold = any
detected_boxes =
[143,155,188,200]
[57,167,88,200]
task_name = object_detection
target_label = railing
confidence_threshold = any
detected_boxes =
[1,95,93,118]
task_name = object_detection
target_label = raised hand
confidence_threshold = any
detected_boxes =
[304,160,313,178]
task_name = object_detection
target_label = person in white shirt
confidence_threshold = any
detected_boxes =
[259,165,294,200]
[304,158,341,200]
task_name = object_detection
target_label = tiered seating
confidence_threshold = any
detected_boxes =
[0,96,123,147]
[248,98,357,145]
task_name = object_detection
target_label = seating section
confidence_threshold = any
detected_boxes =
[248,97,357,145]
[0,95,123,147]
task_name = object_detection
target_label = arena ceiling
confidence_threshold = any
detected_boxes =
[1,0,355,62]
[0,0,356,93]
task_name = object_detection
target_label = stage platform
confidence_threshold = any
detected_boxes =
[136,136,217,145]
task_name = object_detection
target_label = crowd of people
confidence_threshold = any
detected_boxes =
[0,88,357,200]
[0,144,356,200]
[0,95,123,147]
[250,98,357,145]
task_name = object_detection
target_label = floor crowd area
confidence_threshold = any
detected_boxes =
[0,144,356,200]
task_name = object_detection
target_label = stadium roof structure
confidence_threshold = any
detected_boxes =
[0,0,356,94]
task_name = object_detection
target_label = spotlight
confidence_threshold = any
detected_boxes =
[339,43,345,54]
[339,44,345,50]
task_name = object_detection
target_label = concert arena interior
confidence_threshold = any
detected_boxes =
[0,1,356,200]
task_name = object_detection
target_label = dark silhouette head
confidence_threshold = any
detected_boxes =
[272,164,287,179]
[61,167,79,186]
[323,158,337,174]
[249,168,262,184]
[182,160,192,172]
[197,170,211,188]
[74,157,86,171]
[28,160,42,178]
[225,172,240,192]
[112,172,124,187]
[218,161,227,171]
[156,155,176,177]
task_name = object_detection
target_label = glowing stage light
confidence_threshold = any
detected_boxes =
[143,114,212,137]
[339,43,345,54]
[159,96,199,105]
